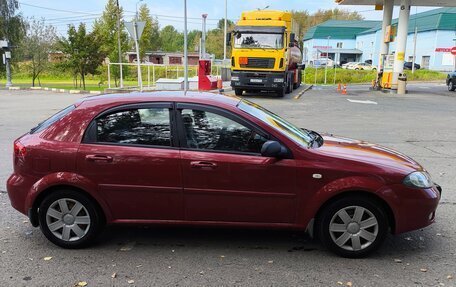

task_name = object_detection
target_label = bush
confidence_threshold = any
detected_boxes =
[302,68,447,85]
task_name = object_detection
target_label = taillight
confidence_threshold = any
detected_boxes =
[14,141,27,158]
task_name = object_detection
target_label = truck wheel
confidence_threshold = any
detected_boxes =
[234,89,243,96]
[277,86,285,97]
[293,71,302,89]
[448,80,456,92]
[286,74,293,94]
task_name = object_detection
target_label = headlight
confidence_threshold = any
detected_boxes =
[231,76,239,81]
[274,78,284,83]
[403,171,433,189]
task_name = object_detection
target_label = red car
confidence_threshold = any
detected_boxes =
[7,92,441,257]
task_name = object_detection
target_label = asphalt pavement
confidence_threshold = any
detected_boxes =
[0,83,455,286]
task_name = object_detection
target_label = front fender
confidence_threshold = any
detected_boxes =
[25,172,113,222]
[299,175,399,227]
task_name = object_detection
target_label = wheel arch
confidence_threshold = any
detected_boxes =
[29,184,109,227]
[312,190,396,237]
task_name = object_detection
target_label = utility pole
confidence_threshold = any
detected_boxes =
[133,22,142,91]
[183,0,188,92]
[116,0,123,88]
[412,26,418,74]
[223,0,227,62]
[201,14,207,59]
[324,36,330,85]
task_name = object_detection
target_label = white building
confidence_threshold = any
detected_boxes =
[303,7,456,71]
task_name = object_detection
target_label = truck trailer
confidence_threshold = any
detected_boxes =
[228,10,303,97]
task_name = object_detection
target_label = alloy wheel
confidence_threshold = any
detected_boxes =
[328,206,379,251]
[45,198,91,241]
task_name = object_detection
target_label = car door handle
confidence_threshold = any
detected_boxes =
[85,155,113,162]
[190,161,217,169]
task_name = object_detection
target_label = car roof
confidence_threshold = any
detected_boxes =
[77,91,242,109]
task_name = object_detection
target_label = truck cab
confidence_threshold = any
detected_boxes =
[228,10,303,97]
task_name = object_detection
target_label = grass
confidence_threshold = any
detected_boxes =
[302,68,447,85]
[0,67,447,91]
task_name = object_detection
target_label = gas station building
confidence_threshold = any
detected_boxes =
[335,0,456,93]
[304,8,456,71]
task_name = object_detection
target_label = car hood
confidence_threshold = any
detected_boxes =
[313,134,423,174]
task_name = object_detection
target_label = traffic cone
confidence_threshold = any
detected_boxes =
[342,84,347,95]
[337,83,341,92]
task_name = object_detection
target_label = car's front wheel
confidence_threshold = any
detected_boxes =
[317,195,388,258]
[448,80,456,91]
[38,190,104,249]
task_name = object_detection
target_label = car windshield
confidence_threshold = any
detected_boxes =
[238,99,313,147]
[234,32,284,49]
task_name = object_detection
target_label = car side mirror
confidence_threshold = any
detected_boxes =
[289,33,295,48]
[261,141,286,158]
[226,33,231,47]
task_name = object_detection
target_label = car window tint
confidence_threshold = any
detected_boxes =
[97,108,171,146]
[181,109,267,153]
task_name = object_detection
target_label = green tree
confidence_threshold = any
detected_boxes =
[187,30,201,53]
[21,18,57,86]
[159,25,183,52]
[92,0,129,86]
[59,23,105,90]
[206,18,234,59]
[137,3,160,58]
[0,0,25,75]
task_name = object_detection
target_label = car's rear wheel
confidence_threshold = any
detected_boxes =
[234,89,243,96]
[317,195,388,258]
[448,80,456,91]
[38,190,104,249]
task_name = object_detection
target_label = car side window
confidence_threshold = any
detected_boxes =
[96,107,171,147]
[180,108,268,154]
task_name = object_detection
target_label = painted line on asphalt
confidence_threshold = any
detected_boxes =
[347,99,378,105]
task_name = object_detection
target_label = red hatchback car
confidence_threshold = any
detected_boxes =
[7,92,441,257]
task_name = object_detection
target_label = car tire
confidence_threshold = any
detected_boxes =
[234,89,243,96]
[448,80,456,92]
[38,190,104,249]
[317,195,388,258]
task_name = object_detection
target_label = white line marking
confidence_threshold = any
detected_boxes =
[347,99,378,105]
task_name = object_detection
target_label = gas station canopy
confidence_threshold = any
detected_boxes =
[335,0,456,6]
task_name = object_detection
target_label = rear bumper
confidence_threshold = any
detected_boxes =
[231,71,285,91]
[387,183,441,234]
[7,173,34,216]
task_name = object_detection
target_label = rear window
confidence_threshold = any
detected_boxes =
[30,105,75,134]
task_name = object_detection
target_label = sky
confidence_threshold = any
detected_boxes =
[16,0,438,36]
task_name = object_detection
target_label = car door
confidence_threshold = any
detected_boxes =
[176,103,297,224]
[76,103,184,221]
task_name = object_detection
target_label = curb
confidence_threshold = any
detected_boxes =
[294,85,314,100]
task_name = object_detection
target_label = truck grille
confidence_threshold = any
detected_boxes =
[241,58,275,69]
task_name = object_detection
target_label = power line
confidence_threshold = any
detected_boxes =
[19,1,101,16]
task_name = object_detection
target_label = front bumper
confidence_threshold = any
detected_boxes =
[231,71,285,91]
[385,183,441,234]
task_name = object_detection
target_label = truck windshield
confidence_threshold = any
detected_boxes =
[234,33,284,49]
[238,99,312,147]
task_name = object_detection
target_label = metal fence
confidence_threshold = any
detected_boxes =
[107,62,225,89]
